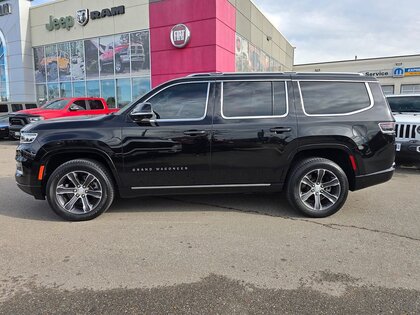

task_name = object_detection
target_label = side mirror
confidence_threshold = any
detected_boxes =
[130,102,155,123]
[69,104,83,111]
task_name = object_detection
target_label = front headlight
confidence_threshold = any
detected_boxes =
[28,116,44,123]
[20,133,38,144]
[417,126,420,134]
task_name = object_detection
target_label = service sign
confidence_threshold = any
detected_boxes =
[361,70,392,78]
[170,24,191,48]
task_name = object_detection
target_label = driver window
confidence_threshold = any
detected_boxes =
[147,82,208,120]
[71,100,87,110]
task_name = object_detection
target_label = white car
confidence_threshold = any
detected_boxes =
[387,95,420,164]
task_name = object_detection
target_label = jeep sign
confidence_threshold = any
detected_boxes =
[46,15,75,31]
[170,24,191,48]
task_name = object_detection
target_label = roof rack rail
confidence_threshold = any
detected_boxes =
[295,71,364,76]
[187,72,223,77]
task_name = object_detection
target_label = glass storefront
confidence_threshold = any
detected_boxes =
[0,31,9,101]
[34,30,151,107]
[235,34,283,72]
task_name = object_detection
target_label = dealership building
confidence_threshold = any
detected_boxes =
[0,0,294,111]
[294,54,420,96]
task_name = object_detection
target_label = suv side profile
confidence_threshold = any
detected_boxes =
[386,94,420,164]
[15,72,396,221]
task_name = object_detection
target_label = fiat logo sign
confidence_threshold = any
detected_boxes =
[170,24,191,48]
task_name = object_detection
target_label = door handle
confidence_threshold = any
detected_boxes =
[183,130,208,136]
[270,127,292,134]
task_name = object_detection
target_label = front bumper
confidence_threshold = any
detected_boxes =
[0,127,8,138]
[15,145,46,200]
[9,125,24,139]
[353,164,395,191]
[395,140,420,163]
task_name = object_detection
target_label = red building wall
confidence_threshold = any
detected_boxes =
[149,0,236,87]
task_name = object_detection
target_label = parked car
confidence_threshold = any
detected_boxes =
[0,115,9,139]
[386,94,420,164]
[9,97,118,139]
[15,72,395,221]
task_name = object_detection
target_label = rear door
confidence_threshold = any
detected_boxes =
[86,99,109,115]
[211,79,298,185]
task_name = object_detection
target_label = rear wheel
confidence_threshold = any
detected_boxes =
[286,158,349,217]
[46,159,115,221]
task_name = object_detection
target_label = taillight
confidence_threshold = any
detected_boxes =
[378,122,396,134]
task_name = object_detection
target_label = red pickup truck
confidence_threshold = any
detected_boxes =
[9,97,118,139]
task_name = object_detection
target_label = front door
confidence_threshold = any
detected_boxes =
[211,80,297,185]
[121,81,214,190]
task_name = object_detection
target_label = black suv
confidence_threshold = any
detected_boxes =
[16,72,396,221]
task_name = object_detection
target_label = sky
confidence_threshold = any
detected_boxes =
[31,0,420,65]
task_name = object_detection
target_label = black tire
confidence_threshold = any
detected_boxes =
[286,157,349,218]
[46,159,115,221]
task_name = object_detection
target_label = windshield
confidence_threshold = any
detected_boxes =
[0,115,8,122]
[41,99,69,110]
[387,96,420,113]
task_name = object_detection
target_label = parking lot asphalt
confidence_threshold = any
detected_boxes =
[0,140,419,314]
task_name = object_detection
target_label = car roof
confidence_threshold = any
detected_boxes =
[386,94,420,98]
[184,72,375,81]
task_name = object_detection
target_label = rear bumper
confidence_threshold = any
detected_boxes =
[353,164,395,191]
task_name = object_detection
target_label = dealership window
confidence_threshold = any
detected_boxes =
[33,30,151,105]
[147,83,208,120]
[101,79,116,108]
[73,81,86,97]
[235,33,284,73]
[401,84,420,94]
[47,83,59,99]
[116,78,131,108]
[381,85,394,95]
[132,77,150,99]
[86,80,100,97]
[300,81,371,115]
[60,82,72,97]
[45,44,59,82]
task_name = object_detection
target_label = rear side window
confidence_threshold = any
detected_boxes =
[89,100,104,110]
[387,96,420,113]
[222,81,287,118]
[300,81,372,115]
[0,104,7,113]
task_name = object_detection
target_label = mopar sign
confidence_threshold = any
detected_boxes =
[393,67,404,78]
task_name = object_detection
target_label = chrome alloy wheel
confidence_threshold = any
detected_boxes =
[55,171,103,214]
[299,168,341,211]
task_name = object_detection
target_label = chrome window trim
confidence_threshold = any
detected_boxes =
[298,80,374,117]
[220,80,289,120]
[131,183,271,190]
[132,81,211,122]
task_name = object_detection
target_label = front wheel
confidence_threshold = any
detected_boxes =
[286,158,349,218]
[46,159,115,221]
